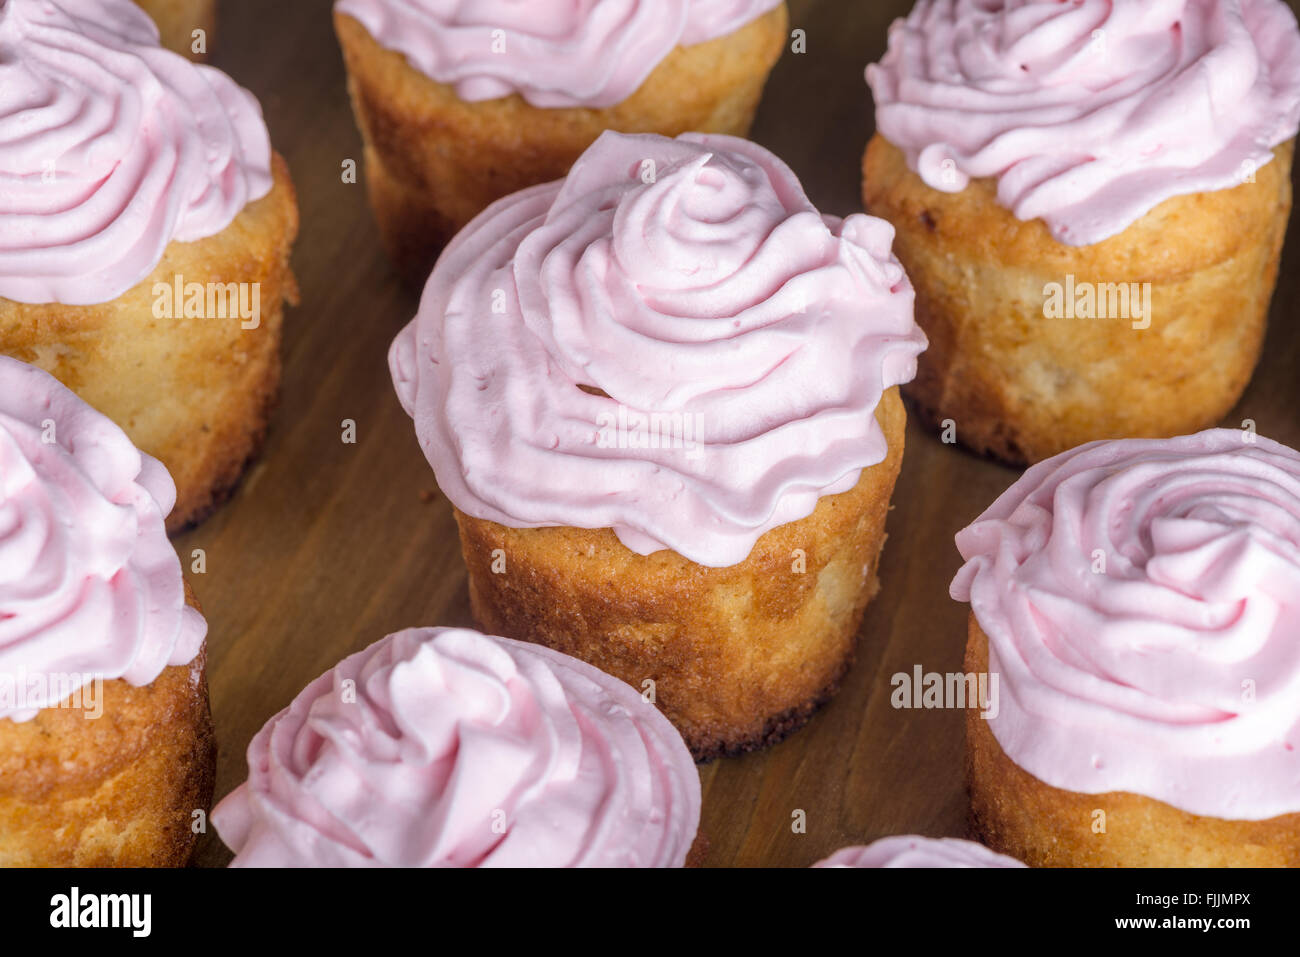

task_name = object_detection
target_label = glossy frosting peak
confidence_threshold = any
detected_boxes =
[0,357,205,721]
[952,430,1300,820]
[867,0,1300,245]
[0,0,273,304]
[334,0,783,108]
[213,627,701,867]
[390,131,925,568]
[815,836,1026,868]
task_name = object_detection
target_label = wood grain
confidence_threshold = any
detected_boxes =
[187,0,1300,867]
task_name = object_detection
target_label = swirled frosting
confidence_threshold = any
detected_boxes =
[0,0,273,305]
[951,430,1300,820]
[0,356,205,722]
[390,131,925,568]
[335,0,783,109]
[866,0,1300,245]
[815,836,1026,868]
[213,627,701,867]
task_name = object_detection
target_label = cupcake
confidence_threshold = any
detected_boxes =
[334,0,789,281]
[952,429,1300,867]
[815,836,1025,868]
[0,357,213,867]
[213,627,701,867]
[133,0,215,58]
[864,0,1300,465]
[390,131,926,759]
[0,0,299,532]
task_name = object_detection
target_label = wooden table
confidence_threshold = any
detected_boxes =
[188,0,1300,867]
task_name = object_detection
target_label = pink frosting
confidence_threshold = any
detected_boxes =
[815,836,1026,868]
[334,0,783,109]
[390,131,925,568]
[0,0,273,305]
[866,0,1300,245]
[951,430,1300,820]
[213,627,701,867]
[0,357,205,722]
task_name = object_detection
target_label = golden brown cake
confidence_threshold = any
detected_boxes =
[389,131,927,759]
[134,0,215,59]
[864,0,1300,466]
[966,617,1300,868]
[864,136,1292,466]
[459,389,906,759]
[0,2,299,532]
[334,0,788,282]
[1,158,299,532]
[953,431,1300,867]
[0,358,216,867]
[0,623,215,868]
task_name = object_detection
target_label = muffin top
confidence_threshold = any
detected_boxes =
[213,626,701,867]
[952,429,1300,820]
[390,130,925,568]
[815,836,1026,868]
[335,0,783,108]
[866,0,1300,245]
[0,0,272,305]
[0,357,205,721]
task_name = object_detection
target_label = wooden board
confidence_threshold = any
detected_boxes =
[188,0,1300,867]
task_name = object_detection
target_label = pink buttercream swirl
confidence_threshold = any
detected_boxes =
[815,836,1026,868]
[0,0,273,305]
[213,627,701,867]
[0,356,205,722]
[866,0,1300,245]
[951,430,1300,820]
[334,0,783,109]
[390,131,925,568]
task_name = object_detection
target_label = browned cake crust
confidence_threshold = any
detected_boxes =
[0,153,300,533]
[684,832,710,868]
[0,588,215,867]
[456,388,907,761]
[964,614,1300,867]
[335,5,789,283]
[134,0,217,59]
[863,134,1294,466]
